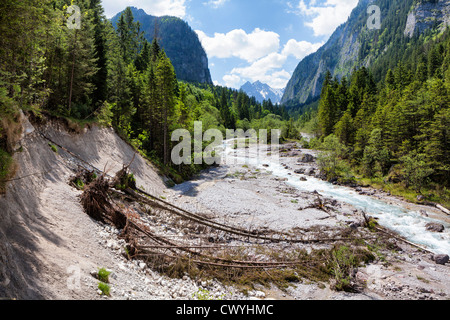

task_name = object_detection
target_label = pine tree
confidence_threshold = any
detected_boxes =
[318,82,337,137]
[423,104,450,186]
[116,7,141,64]
[88,0,108,106]
[105,21,132,130]
[385,69,396,90]
[135,40,151,72]
[219,88,235,130]
[156,52,177,165]
[65,1,98,117]
[334,110,354,146]
[428,44,443,79]
[0,0,50,107]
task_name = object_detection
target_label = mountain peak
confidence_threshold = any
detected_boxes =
[240,81,284,104]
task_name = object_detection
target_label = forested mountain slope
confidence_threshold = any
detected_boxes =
[111,7,212,85]
[282,0,450,108]
[303,19,450,206]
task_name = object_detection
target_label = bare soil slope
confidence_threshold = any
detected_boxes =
[0,115,166,299]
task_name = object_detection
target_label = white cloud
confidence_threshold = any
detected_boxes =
[293,0,358,36]
[101,0,187,19]
[196,22,324,89]
[231,53,287,80]
[223,74,241,88]
[204,0,229,9]
[227,39,323,89]
[196,28,280,63]
[229,53,290,89]
[282,39,324,60]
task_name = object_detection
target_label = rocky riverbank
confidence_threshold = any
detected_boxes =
[166,140,450,300]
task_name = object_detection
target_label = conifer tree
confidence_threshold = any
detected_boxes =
[156,52,177,164]
[88,0,108,106]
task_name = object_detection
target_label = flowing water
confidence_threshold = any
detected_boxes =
[219,139,450,255]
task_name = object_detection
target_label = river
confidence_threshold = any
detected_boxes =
[217,139,450,255]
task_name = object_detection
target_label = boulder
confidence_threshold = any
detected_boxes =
[294,168,305,174]
[299,154,315,163]
[315,171,327,180]
[349,221,362,230]
[287,151,300,157]
[425,223,445,233]
[420,210,429,217]
[433,254,449,265]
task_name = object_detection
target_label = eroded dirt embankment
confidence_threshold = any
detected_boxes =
[0,114,166,299]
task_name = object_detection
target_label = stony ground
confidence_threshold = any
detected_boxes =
[1,118,448,300]
[167,141,450,300]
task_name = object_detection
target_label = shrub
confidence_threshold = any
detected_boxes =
[98,282,111,296]
[328,246,375,292]
[73,178,85,190]
[97,268,111,283]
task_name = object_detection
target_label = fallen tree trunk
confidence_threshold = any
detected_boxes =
[436,204,450,216]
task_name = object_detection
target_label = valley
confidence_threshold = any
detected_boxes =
[0,0,449,302]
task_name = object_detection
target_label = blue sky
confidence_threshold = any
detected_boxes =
[101,0,359,89]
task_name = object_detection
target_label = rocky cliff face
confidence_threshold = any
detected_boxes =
[404,0,450,37]
[281,0,370,107]
[281,0,450,108]
[111,8,213,84]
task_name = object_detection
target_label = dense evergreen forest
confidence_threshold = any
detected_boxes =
[304,27,450,204]
[0,0,297,187]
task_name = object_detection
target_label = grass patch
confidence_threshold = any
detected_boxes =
[416,276,430,284]
[354,175,450,208]
[73,178,85,190]
[192,288,224,301]
[367,243,387,262]
[328,246,375,292]
[97,268,111,283]
[0,148,14,193]
[98,282,111,296]
[70,170,98,191]
[114,172,136,191]
[48,143,58,153]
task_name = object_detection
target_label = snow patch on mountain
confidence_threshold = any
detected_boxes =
[240,81,285,104]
